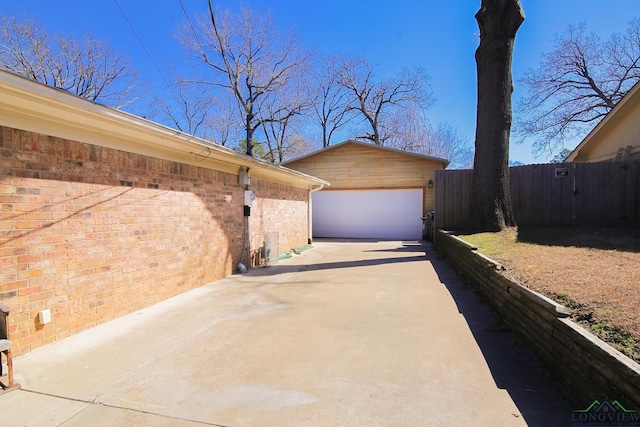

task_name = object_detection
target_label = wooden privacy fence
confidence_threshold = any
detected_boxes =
[435,161,640,229]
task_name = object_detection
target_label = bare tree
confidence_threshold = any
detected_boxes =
[386,108,473,169]
[258,72,313,163]
[385,107,429,151]
[419,122,473,169]
[179,2,311,156]
[0,12,137,108]
[151,77,217,140]
[261,105,312,162]
[150,73,241,146]
[471,0,524,231]
[336,57,433,145]
[207,95,242,147]
[515,18,640,155]
[309,54,354,148]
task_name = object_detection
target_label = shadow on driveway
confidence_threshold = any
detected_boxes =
[425,244,575,426]
[4,239,578,426]
[253,239,575,426]
[247,241,428,277]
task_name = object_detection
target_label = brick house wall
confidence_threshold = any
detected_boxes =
[250,180,309,257]
[0,126,311,355]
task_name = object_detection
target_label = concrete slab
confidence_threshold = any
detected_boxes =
[0,389,88,426]
[6,240,573,426]
[61,403,212,427]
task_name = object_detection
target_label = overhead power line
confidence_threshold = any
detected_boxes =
[112,0,180,104]
[177,0,219,84]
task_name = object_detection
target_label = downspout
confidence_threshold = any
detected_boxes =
[308,183,325,244]
[238,167,252,272]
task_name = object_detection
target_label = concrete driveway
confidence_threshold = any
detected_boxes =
[2,240,572,426]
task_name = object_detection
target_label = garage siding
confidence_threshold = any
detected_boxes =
[284,141,444,216]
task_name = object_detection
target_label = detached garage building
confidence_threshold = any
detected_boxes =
[284,141,449,240]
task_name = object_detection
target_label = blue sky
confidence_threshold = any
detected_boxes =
[3,1,639,164]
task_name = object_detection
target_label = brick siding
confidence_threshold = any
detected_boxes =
[0,126,310,355]
[250,179,309,257]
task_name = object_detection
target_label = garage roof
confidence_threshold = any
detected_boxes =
[283,140,450,167]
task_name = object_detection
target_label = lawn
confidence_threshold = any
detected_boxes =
[459,227,640,363]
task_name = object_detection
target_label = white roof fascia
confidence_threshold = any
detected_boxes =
[0,70,327,189]
[566,81,640,162]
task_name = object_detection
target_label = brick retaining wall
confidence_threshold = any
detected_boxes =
[434,229,640,408]
[0,126,310,355]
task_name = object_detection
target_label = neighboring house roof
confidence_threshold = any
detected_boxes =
[0,70,327,190]
[282,140,450,167]
[566,80,640,162]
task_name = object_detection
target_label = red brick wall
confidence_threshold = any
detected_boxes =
[250,180,310,257]
[0,126,310,355]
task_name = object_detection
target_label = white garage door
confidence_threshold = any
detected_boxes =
[312,189,423,239]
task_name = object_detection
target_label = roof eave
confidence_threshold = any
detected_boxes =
[567,80,640,162]
[283,139,450,167]
[0,70,327,189]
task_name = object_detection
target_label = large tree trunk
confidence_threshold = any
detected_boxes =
[471,0,524,231]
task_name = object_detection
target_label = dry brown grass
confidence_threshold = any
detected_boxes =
[459,227,640,362]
